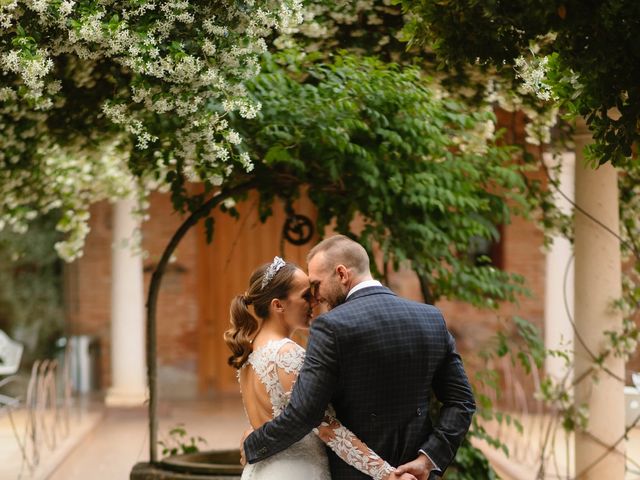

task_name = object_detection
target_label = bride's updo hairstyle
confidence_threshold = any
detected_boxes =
[224,258,299,369]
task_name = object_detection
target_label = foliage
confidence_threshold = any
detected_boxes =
[618,168,640,360]
[276,0,560,148]
[436,316,548,479]
[443,437,499,480]
[397,0,640,167]
[274,1,563,254]
[0,0,302,260]
[0,213,64,362]
[0,0,559,266]
[395,6,640,473]
[231,52,536,307]
[273,0,409,61]
[158,424,207,457]
[0,3,597,475]
[455,316,555,479]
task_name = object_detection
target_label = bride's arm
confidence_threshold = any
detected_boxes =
[314,412,396,480]
[244,319,338,464]
[276,344,396,480]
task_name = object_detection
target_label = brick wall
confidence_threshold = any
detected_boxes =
[66,184,640,399]
[65,192,201,397]
[65,200,113,388]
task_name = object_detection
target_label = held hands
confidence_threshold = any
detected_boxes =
[239,427,253,467]
[386,471,418,480]
[394,453,436,480]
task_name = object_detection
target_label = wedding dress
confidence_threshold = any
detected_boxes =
[240,338,394,480]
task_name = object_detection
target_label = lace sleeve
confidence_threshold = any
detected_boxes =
[313,408,395,480]
[274,341,394,479]
[274,340,306,391]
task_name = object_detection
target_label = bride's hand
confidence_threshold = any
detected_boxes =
[386,472,418,480]
[394,453,435,480]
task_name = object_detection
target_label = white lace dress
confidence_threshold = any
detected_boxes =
[240,338,394,480]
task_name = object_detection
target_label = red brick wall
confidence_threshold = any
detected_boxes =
[143,193,201,397]
[66,186,640,398]
[65,187,548,397]
[65,192,201,395]
[65,200,113,388]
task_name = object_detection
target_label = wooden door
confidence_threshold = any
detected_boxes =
[197,192,318,394]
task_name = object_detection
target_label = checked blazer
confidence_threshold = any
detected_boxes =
[244,285,476,478]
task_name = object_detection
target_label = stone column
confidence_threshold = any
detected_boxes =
[105,197,147,407]
[573,120,625,478]
[544,152,575,383]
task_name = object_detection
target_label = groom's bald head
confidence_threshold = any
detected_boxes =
[307,235,370,276]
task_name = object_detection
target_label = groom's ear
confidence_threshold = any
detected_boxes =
[336,265,349,285]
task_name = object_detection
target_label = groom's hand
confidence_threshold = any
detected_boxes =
[394,453,436,480]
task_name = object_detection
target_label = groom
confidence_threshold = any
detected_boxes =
[244,235,476,479]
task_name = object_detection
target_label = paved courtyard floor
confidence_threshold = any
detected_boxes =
[2,394,638,479]
[1,394,247,480]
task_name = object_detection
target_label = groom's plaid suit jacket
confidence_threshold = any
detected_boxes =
[244,286,476,478]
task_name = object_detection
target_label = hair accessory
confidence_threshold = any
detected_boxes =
[261,256,286,290]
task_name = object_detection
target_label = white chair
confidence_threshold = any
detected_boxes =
[0,329,24,407]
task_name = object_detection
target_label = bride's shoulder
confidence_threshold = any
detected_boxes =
[274,339,305,372]
[251,337,304,362]
[277,338,305,356]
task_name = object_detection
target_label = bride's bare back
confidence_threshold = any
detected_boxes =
[239,337,302,429]
[239,361,275,429]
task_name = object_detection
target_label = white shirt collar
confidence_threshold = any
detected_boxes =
[346,279,383,299]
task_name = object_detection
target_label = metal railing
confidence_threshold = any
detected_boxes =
[5,347,72,478]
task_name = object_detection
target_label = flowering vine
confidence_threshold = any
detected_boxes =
[0,0,302,260]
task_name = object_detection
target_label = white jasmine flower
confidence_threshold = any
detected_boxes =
[239,152,254,172]
[226,130,242,145]
[0,0,304,260]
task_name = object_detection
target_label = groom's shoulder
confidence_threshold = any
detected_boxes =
[334,287,444,319]
[357,286,439,311]
[401,296,442,314]
[387,295,443,318]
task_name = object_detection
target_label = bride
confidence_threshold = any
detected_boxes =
[224,257,415,480]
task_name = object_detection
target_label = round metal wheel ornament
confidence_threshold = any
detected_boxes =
[283,214,314,246]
